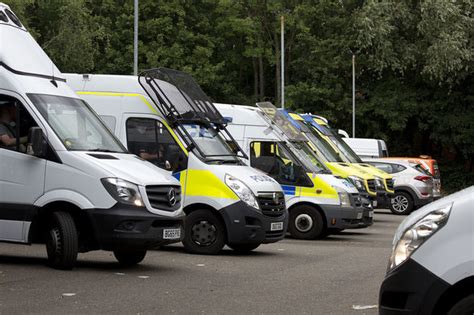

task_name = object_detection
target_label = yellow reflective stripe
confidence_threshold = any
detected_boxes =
[185,169,238,200]
[77,91,188,155]
[314,118,327,126]
[289,112,303,121]
[299,173,338,198]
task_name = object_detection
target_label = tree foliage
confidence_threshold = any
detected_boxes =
[7,0,473,191]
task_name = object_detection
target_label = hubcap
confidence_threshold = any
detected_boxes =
[295,214,313,233]
[392,195,409,212]
[46,227,61,257]
[191,220,217,246]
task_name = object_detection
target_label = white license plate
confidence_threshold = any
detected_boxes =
[163,228,181,240]
[357,212,363,219]
[368,211,374,218]
[271,222,284,231]
[372,200,378,207]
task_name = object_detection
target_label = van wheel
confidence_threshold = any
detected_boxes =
[183,209,226,255]
[114,250,147,267]
[228,243,260,253]
[390,192,414,215]
[45,211,78,270]
[288,205,325,239]
[448,294,474,315]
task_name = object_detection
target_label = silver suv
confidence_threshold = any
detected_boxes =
[365,159,434,215]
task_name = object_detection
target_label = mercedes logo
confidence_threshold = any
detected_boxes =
[168,188,177,207]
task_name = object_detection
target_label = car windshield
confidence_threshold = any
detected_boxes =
[299,121,345,163]
[183,124,238,163]
[29,94,126,153]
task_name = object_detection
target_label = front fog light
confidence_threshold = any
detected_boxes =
[388,204,452,272]
[101,178,144,207]
[225,174,259,209]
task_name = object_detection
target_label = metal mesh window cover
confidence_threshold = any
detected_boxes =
[138,68,226,125]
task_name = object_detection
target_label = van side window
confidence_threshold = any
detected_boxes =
[0,95,38,153]
[126,118,187,172]
[250,141,310,186]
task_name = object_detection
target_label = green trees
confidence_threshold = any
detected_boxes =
[8,0,473,190]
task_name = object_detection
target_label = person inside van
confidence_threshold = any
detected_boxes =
[0,103,27,149]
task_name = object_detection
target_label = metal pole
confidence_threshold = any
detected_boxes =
[281,15,285,109]
[133,0,138,75]
[352,54,355,138]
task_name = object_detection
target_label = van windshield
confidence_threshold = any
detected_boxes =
[183,124,239,163]
[29,94,126,153]
[317,124,363,163]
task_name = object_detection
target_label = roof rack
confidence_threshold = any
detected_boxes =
[138,68,247,159]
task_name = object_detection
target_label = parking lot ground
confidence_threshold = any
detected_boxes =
[0,210,404,315]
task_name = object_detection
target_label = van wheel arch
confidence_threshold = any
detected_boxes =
[433,277,474,315]
[29,201,97,252]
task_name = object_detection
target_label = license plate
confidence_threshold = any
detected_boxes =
[368,211,374,218]
[271,222,284,231]
[357,212,363,219]
[163,228,181,240]
[372,200,378,207]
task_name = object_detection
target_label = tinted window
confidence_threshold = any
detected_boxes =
[392,164,407,173]
[0,11,8,22]
[371,162,393,173]
[5,9,22,27]
[250,141,312,187]
[127,118,187,172]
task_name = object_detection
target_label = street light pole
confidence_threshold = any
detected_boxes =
[133,0,138,75]
[352,54,355,138]
[281,15,285,109]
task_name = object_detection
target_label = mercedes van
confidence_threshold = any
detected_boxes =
[65,69,288,254]
[380,186,474,314]
[216,103,372,239]
[0,3,184,269]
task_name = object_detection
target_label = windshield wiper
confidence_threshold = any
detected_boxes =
[205,158,239,165]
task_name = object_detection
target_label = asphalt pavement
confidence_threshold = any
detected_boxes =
[0,209,405,315]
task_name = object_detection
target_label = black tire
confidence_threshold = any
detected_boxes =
[448,294,474,315]
[389,191,414,215]
[45,211,78,270]
[228,243,260,253]
[182,209,226,255]
[114,249,147,267]
[288,205,325,239]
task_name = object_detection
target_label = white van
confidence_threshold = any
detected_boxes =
[216,103,372,239]
[343,138,389,159]
[379,186,474,314]
[65,70,288,254]
[0,3,184,269]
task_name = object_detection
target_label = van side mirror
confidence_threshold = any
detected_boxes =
[27,127,47,157]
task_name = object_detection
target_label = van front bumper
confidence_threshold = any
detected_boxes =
[86,204,185,251]
[379,258,449,314]
[320,204,366,229]
[220,201,288,245]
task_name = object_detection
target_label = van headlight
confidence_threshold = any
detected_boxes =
[375,177,385,190]
[333,186,351,208]
[348,176,366,191]
[225,174,259,210]
[101,178,144,207]
[388,204,452,272]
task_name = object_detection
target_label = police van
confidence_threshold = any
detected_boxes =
[215,102,372,239]
[65,69,288,254]
[0,3,184,269]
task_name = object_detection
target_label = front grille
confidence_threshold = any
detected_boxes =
[351,194,362,207]
[367,179,376,193]
[145,185,181,211]
[257,192,286,217]
[385,178,394,191]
